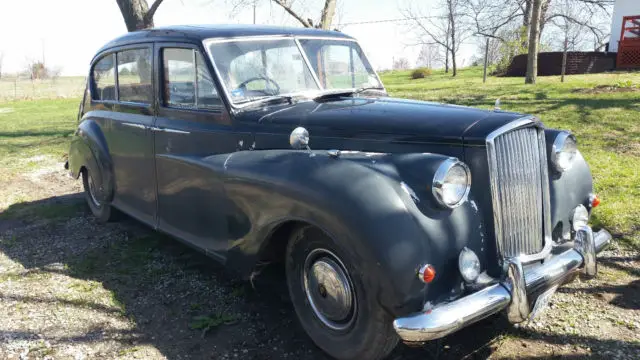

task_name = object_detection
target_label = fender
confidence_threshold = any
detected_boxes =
[68,116,115,203]
[190,150,488,317]
[545,130,593,238]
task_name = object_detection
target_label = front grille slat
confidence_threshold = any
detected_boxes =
[489,126,545,258]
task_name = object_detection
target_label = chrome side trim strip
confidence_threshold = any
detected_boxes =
[148,126,190,134]
[163,128,190,134]
[122,122,146,130]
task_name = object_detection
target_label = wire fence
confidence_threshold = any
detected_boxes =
[0,76,86,101]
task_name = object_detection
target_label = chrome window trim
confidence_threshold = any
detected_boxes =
[486,116,553,264]
[294,38,324,90]
[202,36,384,110]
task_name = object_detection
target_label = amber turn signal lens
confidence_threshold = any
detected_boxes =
[591,195,600,208]
[418,264,436,284]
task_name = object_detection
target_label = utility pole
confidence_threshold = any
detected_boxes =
[41,38,46,66]
[483,37,489,83]
[253,0,257,24]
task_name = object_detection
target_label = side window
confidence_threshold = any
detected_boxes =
[163,48,220,109]
[117,48,152,104]
[92,54,116,101]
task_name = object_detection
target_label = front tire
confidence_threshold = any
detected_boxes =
[82,169,118,223]
[285,226,398,360]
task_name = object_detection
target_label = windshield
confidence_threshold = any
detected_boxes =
[207,37,382,105]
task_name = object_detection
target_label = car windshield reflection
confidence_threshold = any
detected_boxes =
[206,37,382,105]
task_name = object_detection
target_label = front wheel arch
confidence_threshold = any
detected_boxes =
[285,224,399,360]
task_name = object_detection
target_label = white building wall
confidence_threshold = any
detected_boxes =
[610,0,640,52]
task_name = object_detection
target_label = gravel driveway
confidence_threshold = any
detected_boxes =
[0,159,638,359]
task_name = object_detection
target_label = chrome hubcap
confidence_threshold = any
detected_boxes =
[303,249,356,331]
[87,174,101,207]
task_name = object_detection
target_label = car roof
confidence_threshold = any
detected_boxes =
[96,24,354,57]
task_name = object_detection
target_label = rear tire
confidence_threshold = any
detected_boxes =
[285,226,399,360]
[82,169,118,223]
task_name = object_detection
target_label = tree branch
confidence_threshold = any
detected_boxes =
[145,0,165,23]
[272,0,313,28]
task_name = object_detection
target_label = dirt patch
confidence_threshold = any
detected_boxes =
[1,161,639,359]
[572,85,640,94]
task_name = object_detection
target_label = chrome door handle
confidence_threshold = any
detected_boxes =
[122,122,147,130]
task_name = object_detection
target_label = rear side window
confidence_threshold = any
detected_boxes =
[163,48,220,108]
[92,54,116,101]
[117,48,152,104]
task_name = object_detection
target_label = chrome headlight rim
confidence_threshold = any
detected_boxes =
[551,131,577,172]
[432,158,471,209]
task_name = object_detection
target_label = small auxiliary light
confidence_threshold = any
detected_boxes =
[418,264,436,284]
[590,194,600,208]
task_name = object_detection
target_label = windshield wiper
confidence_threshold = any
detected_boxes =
[313,86,385,101]
[237,95,294,109]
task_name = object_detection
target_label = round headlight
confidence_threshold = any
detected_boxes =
[572,204,589,231]
[458,247,481,283]
[432,159,471,208]
[551,132,577,172]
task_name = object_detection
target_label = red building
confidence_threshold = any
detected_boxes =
[617,15,640,68]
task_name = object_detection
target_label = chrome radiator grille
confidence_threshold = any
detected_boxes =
[487,124,548,259]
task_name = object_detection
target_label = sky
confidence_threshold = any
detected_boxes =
[0,0,615,76]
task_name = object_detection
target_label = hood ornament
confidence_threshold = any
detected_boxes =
[494,98,501,111]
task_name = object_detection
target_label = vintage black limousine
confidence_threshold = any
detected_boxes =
[67,25,611,360]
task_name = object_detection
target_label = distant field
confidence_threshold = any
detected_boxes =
[0,76,85,101]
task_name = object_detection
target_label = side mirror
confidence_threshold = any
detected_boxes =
[290,127,310,150]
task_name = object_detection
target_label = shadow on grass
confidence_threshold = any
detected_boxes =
[1,195,639,359]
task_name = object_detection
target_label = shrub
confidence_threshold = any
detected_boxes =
[411,67,432,79]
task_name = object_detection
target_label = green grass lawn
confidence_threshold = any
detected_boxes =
[0,98,78,180]
[0,68,638,248]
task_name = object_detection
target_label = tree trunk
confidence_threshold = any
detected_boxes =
[561,36,568,83]
[449,2,457,77]
[319,0,336,30]
[115,0,164,32]
[525,0,543,84]
[483,37,489,83]
[522,0,532,49]
[444,49,449,73]
[451,49,457,77]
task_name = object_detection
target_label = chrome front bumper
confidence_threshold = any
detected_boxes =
[393,226,612,342]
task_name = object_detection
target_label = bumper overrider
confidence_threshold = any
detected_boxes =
[393,226,612,342]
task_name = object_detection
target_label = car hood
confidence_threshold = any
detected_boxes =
[240,96,525,144]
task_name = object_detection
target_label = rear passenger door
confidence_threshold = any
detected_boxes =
[153,43,242,256]
[101,45,157,225]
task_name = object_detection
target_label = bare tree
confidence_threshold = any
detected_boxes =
[401,0,469,76]
[229,0,337,29]
[393,57,410,70]
[416,44,443,69]
[115,0,165,32]
[464,0,521,82]
[25,59,48,80]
